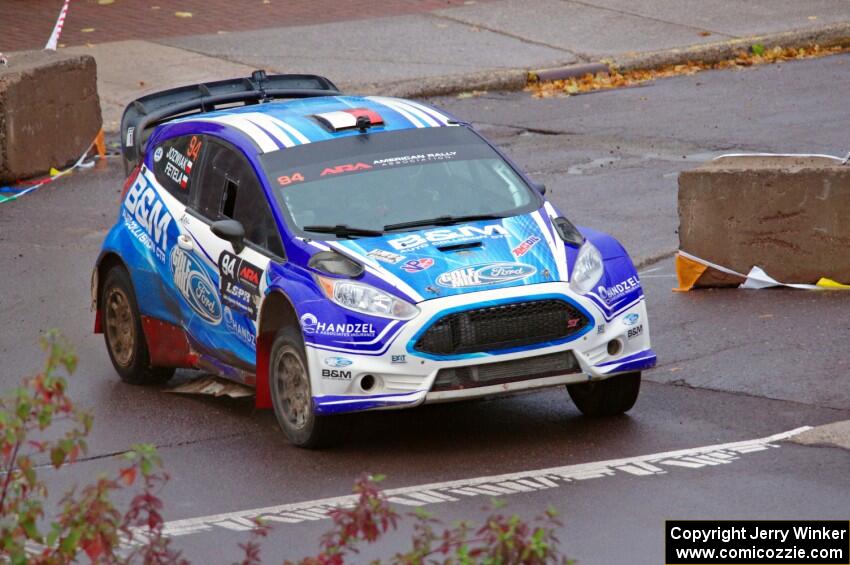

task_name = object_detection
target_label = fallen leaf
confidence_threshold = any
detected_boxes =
[758,314,774,319]
[120,466,137,486]
[174,11,192,18]
[151,5,161,9]
[81,28,96,33]
[669,367,683,372]
[698,31,711,37]
[808,15,818,20]
[98,0,114,4]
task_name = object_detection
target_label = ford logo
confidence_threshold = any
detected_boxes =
[623,313,639,326]
[170,247,222,324]
[436,262,537,289]
[324,356,353,368]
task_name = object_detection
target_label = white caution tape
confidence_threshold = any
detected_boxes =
[44,0,71,51]
[678,250,845,291]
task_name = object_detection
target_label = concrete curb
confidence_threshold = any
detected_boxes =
[347,68,529,99]
[607,22,850,73]
[345,22,850,99]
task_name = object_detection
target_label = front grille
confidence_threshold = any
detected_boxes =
[414,299,589,356]
[432,351,579,391]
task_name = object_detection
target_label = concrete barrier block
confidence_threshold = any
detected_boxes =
[0,50,102,184]
[678,155,850,285]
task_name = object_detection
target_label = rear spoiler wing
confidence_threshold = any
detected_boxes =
[120,71,341,172]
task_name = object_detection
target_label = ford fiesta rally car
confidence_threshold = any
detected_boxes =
[92,72,656,447]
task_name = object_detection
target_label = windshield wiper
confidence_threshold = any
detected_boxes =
[302,224,384,238]
[383,214,505,232]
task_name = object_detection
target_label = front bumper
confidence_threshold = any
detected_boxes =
[306,282,655,415]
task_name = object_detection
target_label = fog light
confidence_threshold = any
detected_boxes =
[607,339,623,356]
[359,374,376,392]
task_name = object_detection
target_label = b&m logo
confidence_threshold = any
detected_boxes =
[388,224,507,251]
[170,247,222,324]
[436,262,537,289]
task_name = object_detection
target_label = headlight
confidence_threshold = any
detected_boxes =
[569,241,604,294]
[317,276,419,320]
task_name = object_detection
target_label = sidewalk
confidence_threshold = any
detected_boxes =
[7,0,848,131]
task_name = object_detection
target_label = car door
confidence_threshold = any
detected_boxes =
[179,136,285,376]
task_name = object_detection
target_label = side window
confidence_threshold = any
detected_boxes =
[151,135,204,204]
[194,140,285,257]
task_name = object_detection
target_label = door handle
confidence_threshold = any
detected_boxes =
[177,234,194,251]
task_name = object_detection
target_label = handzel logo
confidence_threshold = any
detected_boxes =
[388,224,507,251]
[597,276,640,304]
[436,262,537,289]
[170,247,222,324]
[320,162,371,176]
[300,313,376,338]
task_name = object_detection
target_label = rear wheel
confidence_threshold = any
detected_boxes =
[101,266,174,385]
[567,372,641,416]
[269,325,336,448]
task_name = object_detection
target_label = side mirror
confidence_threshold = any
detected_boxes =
[553,216,585,247]
[531,182,547,195]
[211,219,245,254]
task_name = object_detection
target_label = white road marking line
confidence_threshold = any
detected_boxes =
[156,427,811,540]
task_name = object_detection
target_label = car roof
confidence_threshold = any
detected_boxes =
[164,95,456,155]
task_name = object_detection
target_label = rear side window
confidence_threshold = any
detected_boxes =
[151,134,205,203]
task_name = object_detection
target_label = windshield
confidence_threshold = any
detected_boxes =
[260,127,540,239]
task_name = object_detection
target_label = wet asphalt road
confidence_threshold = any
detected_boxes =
[1,54,848,563]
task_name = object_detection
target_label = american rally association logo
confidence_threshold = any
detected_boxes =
[400,258,434,273]
[436,262,537,289]
[170,247,222,324]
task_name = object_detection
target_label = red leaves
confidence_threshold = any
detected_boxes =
[120,466,137,486]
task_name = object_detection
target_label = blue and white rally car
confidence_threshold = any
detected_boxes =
[92,72,656,447]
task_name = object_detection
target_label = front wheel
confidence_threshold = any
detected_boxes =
[101,266,174,385]
[269,325,337,448]
[567,372,641,417]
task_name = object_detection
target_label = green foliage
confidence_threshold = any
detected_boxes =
[751,43,766,56]
[1,333,572,564]
[0,331,183,563]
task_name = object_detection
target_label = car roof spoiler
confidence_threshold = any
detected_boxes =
[120,70,341,173]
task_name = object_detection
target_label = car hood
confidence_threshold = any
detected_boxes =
[332,210,569,301]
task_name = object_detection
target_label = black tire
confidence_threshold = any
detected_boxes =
[567,372,641,417]
[269,325,337,448]
[101,266,174,385]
